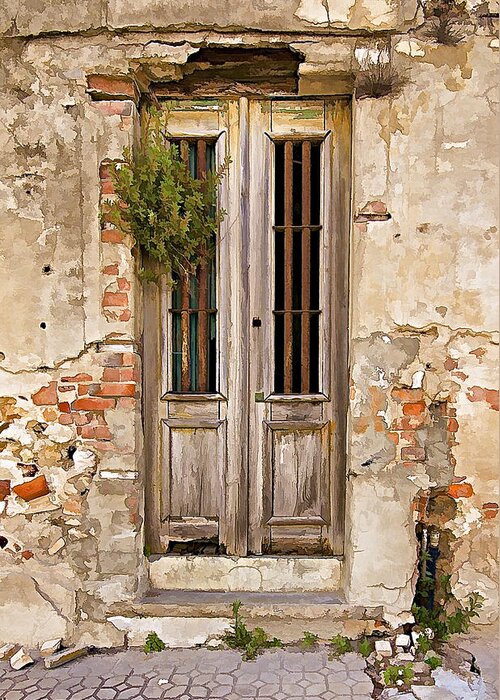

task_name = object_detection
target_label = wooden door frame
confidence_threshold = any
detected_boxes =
[143,96,351,557]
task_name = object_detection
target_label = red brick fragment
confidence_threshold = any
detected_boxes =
[119,309,131,322]
[101,228,124,244]
[13,475,50,502]
[103,264,119,276]
[121,353,136,367]
[102,368,121,382]
[89,383,135,398]
[58,385,75,392]
[466,386,499,411]
[58,402,71,413]
[0,480,11,500]
[401,446,426,461]
[117,277,131,290]
[72,397,116,411]
[103,354,124,367]
[74,413,92,426]
[448,482,474,499]
[444,357,459,371]
[61,373,92,383]
[87,75,138,100]
[32,382,58,406]
[482,503,499,519]
[392,416,426,431]
[103,291,128,307]
[403,401,426,416]
[58,414,73,425]
[118,397,136,409]
[93,101,133,116]
[21,550,34,560]
[391,388,424,402]
[447,418,459,433]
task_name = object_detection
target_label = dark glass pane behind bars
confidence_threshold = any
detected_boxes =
[274,140,321,394]
[170,140,217,393]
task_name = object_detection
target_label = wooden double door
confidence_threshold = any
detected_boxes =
[144,97,350,558]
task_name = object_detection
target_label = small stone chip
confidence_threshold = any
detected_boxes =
[395,633,411,650]
[48,537,65,555]
[40,638,62,657]
[10,647,34,670]
[44,645,88,669]
[0,643,19,660]
[375,639,393,657]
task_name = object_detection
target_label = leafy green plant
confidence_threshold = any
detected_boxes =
[143,631,166,653]
[416,634,433,654]
[358,637,373,658]
[301,631,319,649]
[104,108,229,282]
[222,601,283,660]
[412,590,484,642]
[143,543,152,558]
[329,634,352,656]
[383,663,414,687]
[425,655,443,671]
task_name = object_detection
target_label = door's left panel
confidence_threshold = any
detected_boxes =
[144,100,233,555]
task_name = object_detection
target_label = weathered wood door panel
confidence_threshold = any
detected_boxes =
[145,97,350,557]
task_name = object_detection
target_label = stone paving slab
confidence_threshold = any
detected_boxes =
[0,647,374,699]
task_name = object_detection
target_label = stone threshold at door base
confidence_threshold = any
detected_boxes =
[148,555,342,592]
[107,589,386,647]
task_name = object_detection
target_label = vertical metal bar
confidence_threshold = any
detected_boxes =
[197,140,208,392]
[284,140,293,394]
[179,140,191,392]
[180,275,190,392]
[301,141,311,393]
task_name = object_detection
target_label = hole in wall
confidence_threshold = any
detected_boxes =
[42,265,52,274]
[40,322,47,329]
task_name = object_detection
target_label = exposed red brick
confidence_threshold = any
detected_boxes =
[89,383,135,398]
[93,440,117,451]
[118,367,139,382]
[78,384,90,396]
[58,385,75,392]
[101,179,115,195]
[444,357,458,371]
[392,416,426,431]
[117,277,131,291]
[32,382,58,406]
[61,373,92,383]
[0,480,11,500]
[448,482,474,499]
[391,388,424,402]
[103,354,124,367]
[466,386,499,411]
[119,309,131,322]
[87,75,138,100]
[99,163,112,180]
[403,401,426,416]
[58,402,71,413]
[58,414,73,425]
[482,502,498,519]
[447,418,459,433]
[102,367,121,382]
[103,264,119,275]
[387,431,399,445]
[93,101,133,116]
[401,446,426,461]
[101,228,124,244]
[72,397,116,411]
[13,475,50,502]
[94,426,113,440]
[469,347,486,359]
[121,353,136,367]
[21,550,34,560]
[74,412,92,426]
[102,291,128,307]
[118,397,136,409]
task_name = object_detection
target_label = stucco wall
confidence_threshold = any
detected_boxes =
[0,0,497,647]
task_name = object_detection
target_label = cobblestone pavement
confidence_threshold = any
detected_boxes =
[0,647,374,699]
